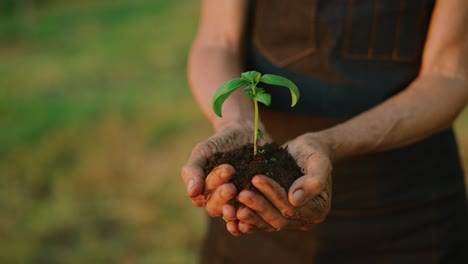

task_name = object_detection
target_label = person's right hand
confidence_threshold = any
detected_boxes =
[181,121,270,228]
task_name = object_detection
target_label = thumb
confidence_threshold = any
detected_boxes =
[181,141,215,198]
[288,175,325,207]
[182,163,206,198]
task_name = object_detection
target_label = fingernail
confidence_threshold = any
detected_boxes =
[221,171,230,179]
[221,167,232,179]
[221,190,230,199]
[251,175,261,185]
[292,189,305,206]
[187,179,194,193]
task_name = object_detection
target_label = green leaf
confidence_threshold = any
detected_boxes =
[257,129,265,139]
[253,92,271,106]
[241,71,261,83]
[255,87,266,94]
[260,74,300,107]
[212,78,248,117]
[245,91,254,99]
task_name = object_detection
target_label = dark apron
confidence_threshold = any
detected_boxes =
[200,0,468,263]
[201,130,467,263]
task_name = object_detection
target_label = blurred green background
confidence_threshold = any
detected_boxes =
[0,0,467,263]
[1,0,207,263]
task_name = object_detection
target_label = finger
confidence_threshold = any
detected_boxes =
[205,183,237,217]
[236,206,272,231]
[222,204,237,221]
[288,175,324,207]
[238,190,300,229]
[288,154,331,207]
[302,191,331,223]
[226,220,242,236]
[238,222,256,234]
[181,164,205,198]
[299,224,315,231]
[191,198,204,207]
[251,175,297,218]
[182,141,220,197]
[205,164,235,191]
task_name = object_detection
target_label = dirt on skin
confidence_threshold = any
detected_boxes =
[204,143,303,192]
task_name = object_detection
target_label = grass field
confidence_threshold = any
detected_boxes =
[1,1,209,263]
[0,1,467,263]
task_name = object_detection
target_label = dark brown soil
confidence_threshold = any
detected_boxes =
[204,143,302,192]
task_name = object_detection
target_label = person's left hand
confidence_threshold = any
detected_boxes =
[222,133,333,235]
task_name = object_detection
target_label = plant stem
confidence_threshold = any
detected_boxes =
[253,98,259,155]
[251,83,259,155]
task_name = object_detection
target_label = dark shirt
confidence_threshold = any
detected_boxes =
[200,1,468,263]
[244,0,465,207]
[246,0,435,119]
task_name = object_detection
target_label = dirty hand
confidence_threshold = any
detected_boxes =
[181,120,271,221]
[226,132,333,235]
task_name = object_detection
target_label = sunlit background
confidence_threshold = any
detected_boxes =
[0,0,467,263]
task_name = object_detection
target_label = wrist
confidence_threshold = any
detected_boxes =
[314,126,357,161]
[302,131,339,162]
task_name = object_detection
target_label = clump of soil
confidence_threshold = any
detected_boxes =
[204,143,302,191]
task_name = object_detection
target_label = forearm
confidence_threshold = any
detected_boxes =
[317,0,468,161]
[318,74,468,161]
[188,44,254,131]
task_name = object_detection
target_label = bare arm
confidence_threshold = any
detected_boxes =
[188,0,251,131]
[319,0,468,160]
[233,0,468,234]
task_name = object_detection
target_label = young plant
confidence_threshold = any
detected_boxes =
[212,71,300,155]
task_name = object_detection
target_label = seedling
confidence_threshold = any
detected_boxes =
[212,71,300,155]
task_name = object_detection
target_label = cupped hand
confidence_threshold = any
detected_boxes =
[181,121,271,226]
[225,132,333,235]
